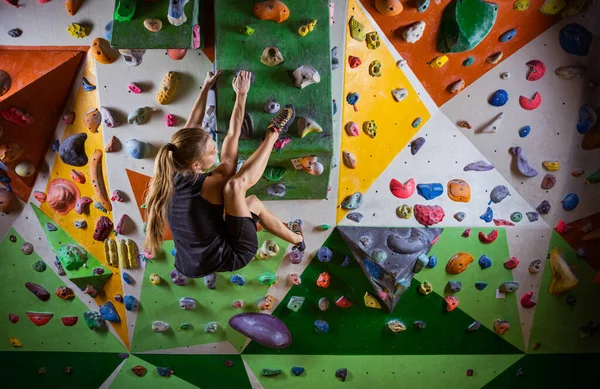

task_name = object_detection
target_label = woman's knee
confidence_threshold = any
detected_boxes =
[245,195,263,214]
[224,175,247,196]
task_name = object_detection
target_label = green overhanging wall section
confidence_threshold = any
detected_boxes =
[215,0,333,200]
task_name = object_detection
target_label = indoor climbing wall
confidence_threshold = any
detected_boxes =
[1,0,600,388]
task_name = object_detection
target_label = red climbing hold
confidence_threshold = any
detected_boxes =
[26,312,54,326]
[526,60,546,81]
[462,228,471,237]
[504,256,519,270]
[61,316,79,326]
[520,292,536,308]
[519,92,542,110]
[555,219,572,234]
[414,204,445,226]
[478,229,498,244]
[335,296,352,308]
[8,313,19,324]
[389,178,415,199]
[445,295,459,312]
[493,219,515,226]
[317,272,331,288]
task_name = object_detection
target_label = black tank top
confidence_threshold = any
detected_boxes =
[166,173,227,277]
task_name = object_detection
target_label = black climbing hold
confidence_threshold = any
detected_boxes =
[59,133,88,167]
[8,29,22,38]
[335,368,348,382]
[411,137,426,155]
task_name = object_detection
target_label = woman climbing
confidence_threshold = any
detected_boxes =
[143,70,305,278]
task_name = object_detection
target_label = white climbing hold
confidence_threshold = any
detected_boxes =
[403,21,426,43]
[448,79,465,94]
[475,112,504,134]
[392,88,408,102]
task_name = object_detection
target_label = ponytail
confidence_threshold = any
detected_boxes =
[143,145,175,257]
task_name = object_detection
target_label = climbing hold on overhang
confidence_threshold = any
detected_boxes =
[499,28,517,43]
[519,125,531,138]
[475,282,488,290]
[59,133,88,166]
[536,200,551,214]
[448,79,465,94]
[366,32,381,50]
[1,106,33,125]
[454,212,466,222]
[577,104,597,134]
[504,257,519,270]
[479,207,493,223]
[32,260,46,272]
[54,260,66,276]
[47,178,80,215]
[26,312,54,326]
[476,112,504,134]
[341,192,364,210]
[446,252,474,275]
[489,89,508,107]
[389,178,415,199]
[414,204,445,226]
[99,302,120,323]
[376,0,403,15]
[0,70,10,97]
[83,284,99,298]
[463,56,475,66]
[167,0,188,25]
[126,139,150,159]
[464,161,494,171]
[548,247,578,295]
[15,160,35,177]
[479,229,498,244]
[396,205,413,219]
[253,0,289,23]
[510,146,538,177]
[427,256,438,268]
[124,295,138,311]
[526,60,546,81]
[447,179,471,202]
[81,77,95,91]
[297,117,323,138]
[364,292,382,309]
[437,0,498,53]
[519,92,542,110]
[387,319,407,333]
[91,38,119,64]
[348,16,366,41]
[562,193,579,210]
[293,66,320,89]
[413,253,429,273]
[93,217,112,241]
[479,255,492,269]
[0,189,15,213]
[144,18,162,32]
[368,60,382,77]
[430,55,448,68]
[494,319,510,335]
[417,0,430,12]
[417,183,444,200]
[486,52,503,64]
[555,65,585,80]
[152,321,170,333]
[447,281,462,293]
[204,321,218,333]
[0,142,24,163]
[539,0,566,14]
[404,21,425,43]
[490,185,510,204]
[445,295,459,311]
[559,24,592,56]
[410,137,426,155]
[317,272,331,288]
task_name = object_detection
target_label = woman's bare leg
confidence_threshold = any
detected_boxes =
[245,196,301,245]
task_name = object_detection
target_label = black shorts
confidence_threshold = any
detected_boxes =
[215,212,259,272]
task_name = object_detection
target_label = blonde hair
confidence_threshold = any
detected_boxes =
[143,128,212,257]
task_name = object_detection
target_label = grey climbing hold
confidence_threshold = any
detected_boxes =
[74,220,87,229]
[204,321,218,333]
[152,321,170,333]
[8,29,22,38]
[501,72,511,80]
[54,259,66,276]
[414,320,426,330]
[447,281,462,293]
[264,100,280,114]
[331,46,339,70]
[59,133,88,167]
[464,161,494,171]
[411,137,426,155]
[341,192,364,210]
[21,242,33,255]
[179,297,196,310]
[526,211,539,222]
[500,281,520,293]
[510,146,538,177]
[318,297,330,311]
[347,212,363,223]
[204,273,216,289]
[404,21,426,43]
[454,212,466,222]
[46,222,57,232]
[468,321,481,332]
[490,185,510,204]
[536,200,551,215]
[266,184,286,198]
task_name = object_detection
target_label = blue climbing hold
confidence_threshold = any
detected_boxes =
[171,247,177,256]
[317,247,333,262]
[417,0,430,12]
[46,222,57,232]
[363,258,383,280]
[346,92,359,106]
[332,100,338,115]
[463,56,475,66]
[126,139,150,159]
[499,28,517,43]
[52,139,60,152]
[559,23,592,57]
[478,255,492,270]
[157,367,174,377]
[82,77,96,92]
[475,282,488,290]
[576,104,597,134]
[417,183,444,200]
[488,89,509,107]
[122,272,134,285]
[99,301,120,322]
[124,295,138,311]
[561,193,579,211]
[230,275,246,286]
[480,207,493,223]
[411,117,422,128]
[426,255,438,269]
[74,220,87,229]
[291,367,305,376]
[341,255,351,267]
[314,320,329,333]
[103,20,113,41]
[519,125,531,138]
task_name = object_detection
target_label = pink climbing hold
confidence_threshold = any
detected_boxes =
[389,178,415,199]
[128,83,142,94]
[520,292,536,308]
[115,214,129,235]
[164,114,177,127]
[75,196,92,214]
[62,112,75,124]
[526,60,546,81]
[414,204,445,226]
[33,191,47,203]
[493,219,515,227]
[462,228,471,237]
[519,92,542,110]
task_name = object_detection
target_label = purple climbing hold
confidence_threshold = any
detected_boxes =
[480,207,493,223]
[115,294,124,303]
[417,183,444,200]
[170,269,188,286]
[335,368,348,382]
[510,146,538,177]
[317,247,333,262]
[526,211,539,222]
[411,137,426,155]
[8,29,22,38]
[25,282,50,302]
[346,212,363,223]
[489,185,510,204]
[229,313,292,349]
[488,89,509,107]
[288,248,304,264]
[463,161,494,171]
[536,200,551,215]
[577,104,597,134]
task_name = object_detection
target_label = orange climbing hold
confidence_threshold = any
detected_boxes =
[445,252,474,274]
[493,319,510,335]
[447,179,471,202]
[375,0,403,16]
[91,38,119,65]
[65,0,82,16]
[253,0,290,23]
[444,295,459,312]
[317,271,331,288]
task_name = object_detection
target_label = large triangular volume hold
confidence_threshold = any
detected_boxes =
[338,226,442,311]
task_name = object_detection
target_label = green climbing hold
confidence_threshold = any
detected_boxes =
[411,117,422,128]
[463,56,475,66]
[57,244,88,271]
[320,224,332,231]
[178,323,193,331]
[258,272,278,286]
[261,368,283,377]
[32,260,47,272]
[263,166,286,182]
[438,0,498,53]
[510,212,523,223]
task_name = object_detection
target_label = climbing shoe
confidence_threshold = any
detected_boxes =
[287,218,305,252]
[268,104,295,134]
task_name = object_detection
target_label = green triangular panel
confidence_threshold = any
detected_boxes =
[243,228,522,355]
[244,354,522,388]
[31,203,112,291]
[0,351,123,387]
[527,231,600,353]
[0,228,124,352]
[136,354,252,389]
[131,232,288,353]
[415,227,524,352]
[109,354,198,388]
[338,226,443,311]
[483,353,600,388]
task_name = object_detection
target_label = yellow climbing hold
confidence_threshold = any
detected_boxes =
[67,23,88,38]
[543,161,560,171]
[513,0,531,11]
[430,55,449,68]
[539,0,566,15]
[156,71,181,105]
[8,337,22,348]
[561,0,587,17]
[364,292,382,309]
[298,19,317,36]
